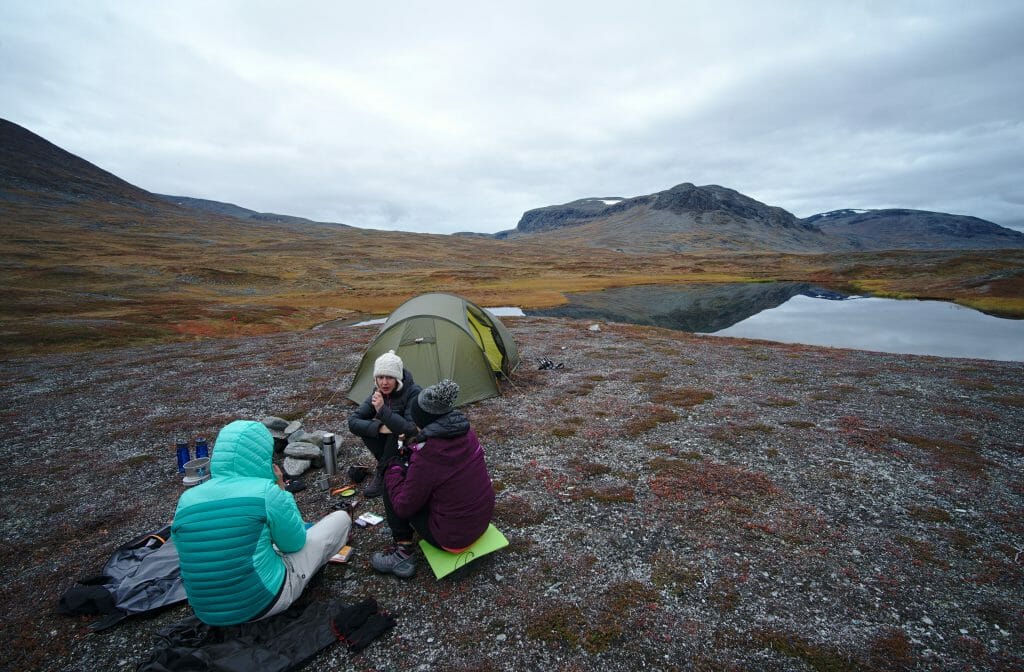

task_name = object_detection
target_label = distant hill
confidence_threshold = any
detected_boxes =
[496,183,834,253]
[155,194,344,228]
[154,194,259,219]
[497,183,1024,253]
[0,118,166,210]
[0,119,352,232]
[805,208,1024,251]
[3,117,1021,254]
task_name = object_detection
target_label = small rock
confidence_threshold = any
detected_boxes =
[307,430,330,445]
[262,416,289,431]
[285,441,323,462]
[283,456,311,477]
[496,634,507,642]
[922,616,934,626]
[588,324,601,332]
[289,430,322,447]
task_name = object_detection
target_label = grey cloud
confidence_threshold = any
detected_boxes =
[1,1,1021,234]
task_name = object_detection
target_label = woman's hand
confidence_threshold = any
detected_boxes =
[273,463,287,490]
[371,390,384,412]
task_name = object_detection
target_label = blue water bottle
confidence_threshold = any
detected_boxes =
[176,438,191,473]
[195,437,209,460]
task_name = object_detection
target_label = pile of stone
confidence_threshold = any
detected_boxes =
[261,416,336,478]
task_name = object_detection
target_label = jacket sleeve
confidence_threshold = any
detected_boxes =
[383,449,435,519]
[265,485,307,553]
[347,397,381,437]
[401,383,422,430]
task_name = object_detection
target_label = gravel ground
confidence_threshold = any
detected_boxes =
[1,317,1022,672]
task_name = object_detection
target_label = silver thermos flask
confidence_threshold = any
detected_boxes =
[323,432,337,477]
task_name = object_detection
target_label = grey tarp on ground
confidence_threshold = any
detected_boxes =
[136,599,344,672]
[57,525,188,631]
[107,538,187,618]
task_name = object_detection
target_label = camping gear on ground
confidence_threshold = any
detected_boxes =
[137,597,395,672]
[331,597,396,652]
[57,523,187,631]
[347,292,520,407]
[329,484,357,497]
[182,457,210,486]
[323,432,337,476]
[194,437,209,459]
[175,439,191,472]
[329,545,354,564]
[418,523,509,580]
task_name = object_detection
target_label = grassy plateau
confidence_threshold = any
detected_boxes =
[2,197,1022,358]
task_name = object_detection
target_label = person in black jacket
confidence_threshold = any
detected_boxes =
[347,350,421,497]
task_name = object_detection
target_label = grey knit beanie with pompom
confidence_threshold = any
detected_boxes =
[418,379,460,415]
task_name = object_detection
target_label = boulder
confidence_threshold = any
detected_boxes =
[288,429,323,447]
[285,441,323,463]
[262,416,289,431]
[283,456,311,478]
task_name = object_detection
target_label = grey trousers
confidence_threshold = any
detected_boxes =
[261,510,351,619]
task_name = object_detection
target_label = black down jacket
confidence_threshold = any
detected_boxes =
[347,368,421,441]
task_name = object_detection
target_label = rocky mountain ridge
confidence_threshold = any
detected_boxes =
[500,183,811,237]
[807,208,1024,251]
[3,117,1022,254]
[497,181,1024,253]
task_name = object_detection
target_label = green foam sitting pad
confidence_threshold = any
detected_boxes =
[419,524,509,579]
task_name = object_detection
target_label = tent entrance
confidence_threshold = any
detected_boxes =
[466,308,503,372]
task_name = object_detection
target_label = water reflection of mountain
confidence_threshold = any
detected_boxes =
[529,282,843,333]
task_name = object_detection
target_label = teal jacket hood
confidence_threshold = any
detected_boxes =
[211,420,276,480]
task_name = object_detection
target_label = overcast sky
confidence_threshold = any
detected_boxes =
[2,1,1023,234]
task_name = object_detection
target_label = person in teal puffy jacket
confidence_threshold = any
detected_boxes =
[172,420,350,626]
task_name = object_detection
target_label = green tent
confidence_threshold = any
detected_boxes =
[347,293,521,407]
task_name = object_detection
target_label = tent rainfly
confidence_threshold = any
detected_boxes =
[347,293,521,407]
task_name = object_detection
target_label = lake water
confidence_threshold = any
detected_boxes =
[529,284,1024,362]
[351,306,524,327]
[708,294,1024,362]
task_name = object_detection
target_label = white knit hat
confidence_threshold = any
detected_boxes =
[373,350,404,387]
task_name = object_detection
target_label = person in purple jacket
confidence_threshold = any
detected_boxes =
[371,379,495,578]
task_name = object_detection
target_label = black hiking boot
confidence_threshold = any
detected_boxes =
[363,469,384,498]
